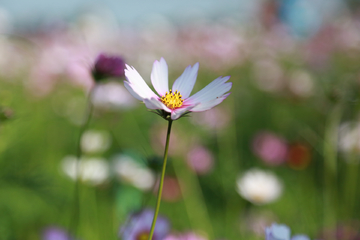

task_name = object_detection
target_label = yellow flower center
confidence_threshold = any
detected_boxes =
[161,89,184,109]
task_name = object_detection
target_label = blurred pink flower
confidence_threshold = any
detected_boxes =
[150,124,185,156]
[252,132,288,166]
[318,222,360,240]
[304,25,338,69]
[27,31,96,96]
[164,232,208,240]
[153,176,182,202]
[186,146,214,175]
[191,107,230,130]
[42,226,72,240]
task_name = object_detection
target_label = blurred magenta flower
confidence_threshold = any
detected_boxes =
[265,223,310,240]
[186,146,214,175]
[124,57,232,120]
[252,131,288,166]
[164,232,208,240]
[92,53,126,82]
[42,227,72,240]
[119,209,170,240]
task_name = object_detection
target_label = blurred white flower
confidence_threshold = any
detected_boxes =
[253,58,284,93]
[339,122,360,162]
[81,130,111,154]
[240,211,277,236]
[113,154,155,191]
[61,156,109,185]
[91,82,135,110]
[288,70,314,97]
[236,168,282,205]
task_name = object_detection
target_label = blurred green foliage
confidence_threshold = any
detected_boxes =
[1,25,360,240]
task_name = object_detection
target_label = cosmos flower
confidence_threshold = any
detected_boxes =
[124,58,232,120]
[265,223,310,240]
[236,168,282,205]
[119,209,170,240]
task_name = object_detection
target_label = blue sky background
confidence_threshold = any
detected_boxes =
[0,0,261,28]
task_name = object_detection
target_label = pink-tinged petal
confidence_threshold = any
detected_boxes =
[151,58,169,96]
[143,98,172,112]
[185,76,231,105]
[191,92,231,112]
[171,105,195,120]
[125,64,158,100]
[172,62,199,99]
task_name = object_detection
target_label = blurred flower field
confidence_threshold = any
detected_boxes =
[1,2,360,240]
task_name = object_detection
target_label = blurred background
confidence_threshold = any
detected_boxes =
[1,0,360,239]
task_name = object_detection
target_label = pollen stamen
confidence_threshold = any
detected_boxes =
[161,89,183,109]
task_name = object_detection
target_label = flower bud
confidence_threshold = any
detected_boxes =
[92,54,125,82]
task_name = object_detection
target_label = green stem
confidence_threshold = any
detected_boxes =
[322,103,341,235]
[148,120,173,240]
[70,89,94,236]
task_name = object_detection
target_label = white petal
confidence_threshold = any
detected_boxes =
[124,81,142,101]
[191,93,231,112]
[185,76,231,105]
[151,58,169,96]
[143,98,171,112]
[125,64,158,100]
[172,62,199,99]
[171,105,195,120]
